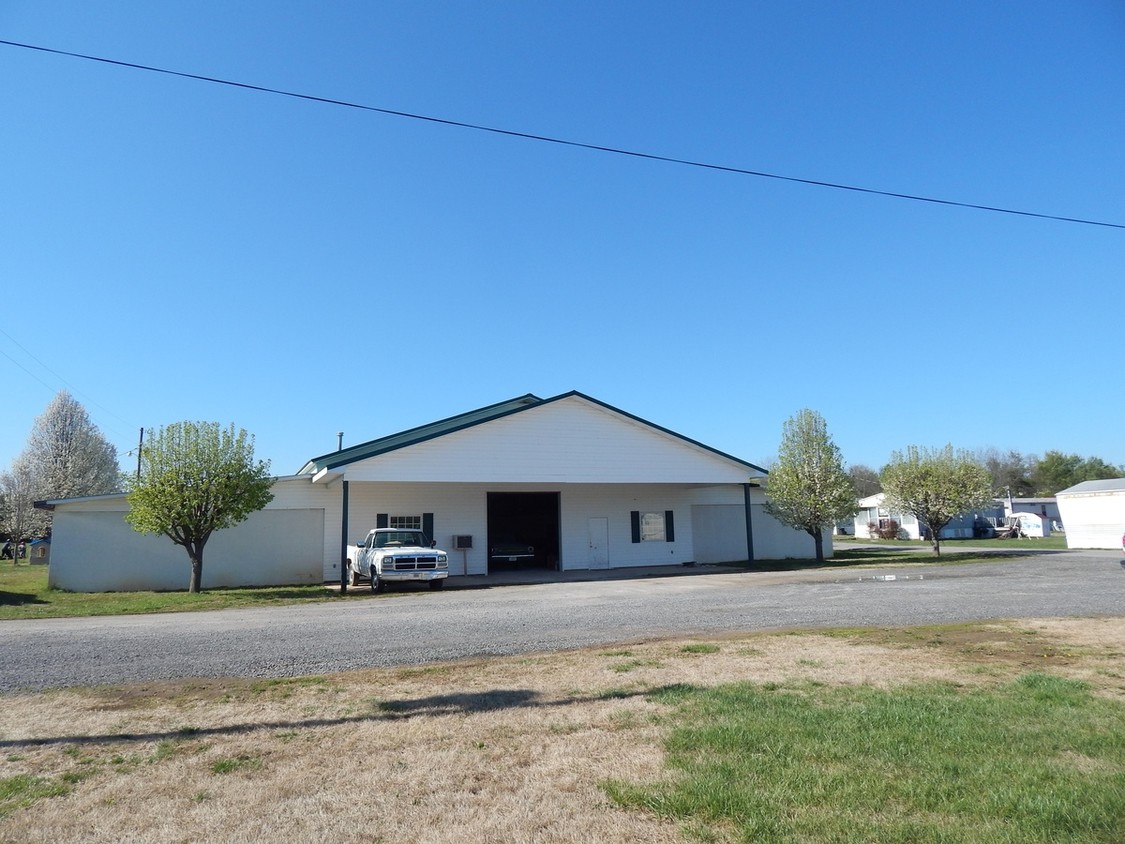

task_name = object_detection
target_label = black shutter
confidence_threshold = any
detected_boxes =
[376,513,388,529]
[630,511,641,543]
[422,513,434,543]
[665,510,675,542]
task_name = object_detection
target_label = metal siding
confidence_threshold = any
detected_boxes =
[1057,489,1125,549]
[49,507,324,592]
[690,504,747,564]
[337,398,756,484]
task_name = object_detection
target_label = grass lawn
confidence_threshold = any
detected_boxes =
[606,672,1125,842]
[834,533,1070,550]
[1,618,1122,843]
[0,563,332,620]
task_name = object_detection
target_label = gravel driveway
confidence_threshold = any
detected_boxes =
[2,549,1121,693]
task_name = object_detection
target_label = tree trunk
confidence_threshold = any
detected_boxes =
[188,544,204,593]
[927,519,948,556]
[812,530,825,564]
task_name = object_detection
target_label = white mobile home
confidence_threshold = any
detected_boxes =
[1055,479,1125,549]
[853,493,999,540]
[854,493,922,539]
[44,392,823,591]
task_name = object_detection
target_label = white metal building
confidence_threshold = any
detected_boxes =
[43,477,333,592]
[44,392,823,591]
[1056,478,1125,549]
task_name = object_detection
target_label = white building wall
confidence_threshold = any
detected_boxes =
[50,504,184,591]
[687,486,828,562]
[1057,489,1125,549]
[750,504,832,559]
[332,482,746,576]
[341,481,491,576]
[558,484,697,570]
[330,480,823,575]
[338,398,756,484]
[49,477,331,592]
[691,505,745,563]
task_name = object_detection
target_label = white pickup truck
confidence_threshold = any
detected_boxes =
[347,528,449,593]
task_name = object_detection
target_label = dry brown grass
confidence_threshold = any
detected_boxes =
[1,617,1123,843]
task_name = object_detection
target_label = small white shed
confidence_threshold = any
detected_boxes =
[1010,512,1050,538]
[1055,478,1125,549]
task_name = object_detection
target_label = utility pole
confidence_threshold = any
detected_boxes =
[135,428,144,478]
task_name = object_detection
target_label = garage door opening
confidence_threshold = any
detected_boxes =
[487,492,560,571]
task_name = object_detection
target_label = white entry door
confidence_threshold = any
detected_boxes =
[588,517,609,569]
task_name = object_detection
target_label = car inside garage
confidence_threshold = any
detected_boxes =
[486,492,560,571]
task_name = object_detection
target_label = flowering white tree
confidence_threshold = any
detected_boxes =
[764,409,857,563]
[2,391,121,535]
[881,445,994,555]
[0,455,39,550]
[25,391,121,504]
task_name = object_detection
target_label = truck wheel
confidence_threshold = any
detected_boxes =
[428,579,444,591]
[369,575,382,594]
[348,563,360,588]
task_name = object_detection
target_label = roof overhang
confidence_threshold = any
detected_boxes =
[311,467,345,484]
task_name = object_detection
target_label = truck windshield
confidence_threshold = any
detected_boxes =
[374,532,426,547]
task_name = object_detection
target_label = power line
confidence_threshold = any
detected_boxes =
[0,324,137,441]
[0,344,59,396]
[3,38,1122,232]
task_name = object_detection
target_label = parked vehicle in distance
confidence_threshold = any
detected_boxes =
[972,518,996,539]
[348,528,449,593]
[489,538,535,565]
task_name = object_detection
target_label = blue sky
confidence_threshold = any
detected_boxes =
[2,1,1123,477]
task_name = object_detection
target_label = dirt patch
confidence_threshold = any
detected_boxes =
[1,617,1123,843]
[837,617,1125,697]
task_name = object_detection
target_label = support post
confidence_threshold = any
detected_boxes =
[743,483,756,563]
[339,480,350,594]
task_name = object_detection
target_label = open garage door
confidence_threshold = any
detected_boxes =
[487,492,560,571]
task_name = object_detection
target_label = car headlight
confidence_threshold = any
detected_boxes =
[437,554,448,563]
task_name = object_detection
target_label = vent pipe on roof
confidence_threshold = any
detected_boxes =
[337,432,344,452]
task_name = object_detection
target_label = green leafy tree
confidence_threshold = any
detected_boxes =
[976,448,1034,497]
[764,409,856,563]
[1031,451,1084,496]
[125,422,273,592]
[847,464,882,498]
[1031,450,1122,495]
[881,445,993,555]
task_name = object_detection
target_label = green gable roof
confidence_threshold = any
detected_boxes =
[297,394,543,474]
